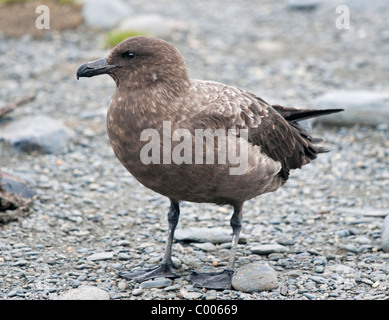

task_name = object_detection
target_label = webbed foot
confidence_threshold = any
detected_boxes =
[119,263,179,282]
[191,269,234,290]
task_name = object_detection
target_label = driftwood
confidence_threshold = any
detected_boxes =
[1,94,35,223]
[0,186,31,224]
[0,171,32,223]
[0,93,35,119]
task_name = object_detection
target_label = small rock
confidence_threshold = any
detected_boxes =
[118,14,188,39]
[117,281,127,290]
[175,227,247,244]
[140,278,172,289]
[192,242,216,251]
[183,291,203,300]
[0,170,35,199]
[381,215,389,252]
[354,235,371,245]
[179,285,203,300]
[117,252,130,260]
[325,264,356,278]
[302,292,317,300]
[132,288,143,296]
[231,263,278,292]
[78,0,133,29]
[87,252,113,261]
[343,243,360,253]
[12,259,28,267]
[250,244,288,255]
[0,115,75,154]
[171,256,182,268]
[57,286,110,300]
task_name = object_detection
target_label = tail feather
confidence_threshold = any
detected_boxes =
[272,105,344,122]
[275,105,343,169]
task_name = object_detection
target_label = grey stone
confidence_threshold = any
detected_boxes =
[250,244,288,255]
[182,291,203,300]
[118,15,188,39]
[171,256,182,268]
[117,252,130,260]
[381,215,389,252]
[0,170,35,199]
[313,90,389,126]
[175,227,247,244]
[0,116,75,154]
[140,278,172,289]
[232,263,278,292]
[87,252,113,261]
[78,0,133,29]
[132,288,143,296]
[324,264,356,278]
[57,286,110,300]
[12,259,28,267]
[179,285,203,300]
[191,242,216,251]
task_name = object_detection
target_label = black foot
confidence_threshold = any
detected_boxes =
[191,269,234,290]
[119,263,179,282]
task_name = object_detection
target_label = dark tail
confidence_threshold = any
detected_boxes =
[273,105,343,153]
[272,105,343,180]
[272,105,344,122]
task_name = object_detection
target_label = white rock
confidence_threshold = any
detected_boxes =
[87,251,113,261]
[250,244,288,255]
[324,264,356,278]
[232,263,278,292]
[57,286,109,300]
[140,278,172,288]
[78,0,133,29]
[192,242,216,251]
[118,14,188,39]
[314,90,389,125]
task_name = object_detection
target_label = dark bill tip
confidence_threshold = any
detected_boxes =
[76,57,116,80]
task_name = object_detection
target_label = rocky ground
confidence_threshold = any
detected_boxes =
[0,0,388,300]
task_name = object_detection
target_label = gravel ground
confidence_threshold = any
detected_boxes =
[1,0,388,300]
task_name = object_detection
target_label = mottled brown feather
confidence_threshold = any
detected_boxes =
[82,36,342,206]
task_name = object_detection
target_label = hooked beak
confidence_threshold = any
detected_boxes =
[76,58,116,80]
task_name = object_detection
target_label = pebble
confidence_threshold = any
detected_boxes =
[0,170,35,199]
[231,263,278,292]
[140,278,172,289]
[87,252,114,261]
[191,242,216,251]
[250,244,288,255]
[132,288,143,296]
[57,286,110,300]
[179,285,203,300]
[117,281,127,290]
